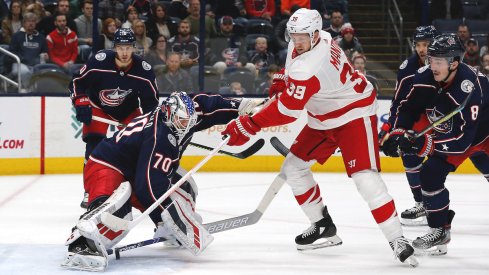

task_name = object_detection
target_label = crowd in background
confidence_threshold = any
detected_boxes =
[0,0,488,94]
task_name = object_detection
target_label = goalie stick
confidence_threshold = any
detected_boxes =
[108,136,289,259]
[91,115,264,159]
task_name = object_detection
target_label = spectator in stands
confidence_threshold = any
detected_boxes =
[480,35,489,57]
[158,52,193,93]
[464,37,481,68]
[37,0,77,35]
[46,13,78,74]
[280,0,310,17]
[210,16,254,75]
[248,36,275,77]
[324,9,344,39]
[229,81,246,95]
[132,19,151,56]
[75,0,102,62]
[144,34,167,67]
[24,2,48,22]
[145,2,177,41]
[185,0,217,41]
[255,63,279,95]
[8,12,48,92]
[98,0,124,21]
[480,52,489,76]
[101,17,117,49]
[242,0,276,22]
[1,0,22,44]
[130,0,150,18]
[168,0,189,20]
[336,24,363,61]
[351,54,380,94]
[121,5,139,28]
[457,24,471,45]
[168,19,199,69]
[430,0,463,20]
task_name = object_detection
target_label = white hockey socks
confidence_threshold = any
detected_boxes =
[161,195,214,256]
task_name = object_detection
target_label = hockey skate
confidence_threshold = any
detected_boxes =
[412,210,455,256]
[80,192,89,209]
[61,235,108,272]
[295,207,342,251]
[389,236,418,267]
[400,202,427,226]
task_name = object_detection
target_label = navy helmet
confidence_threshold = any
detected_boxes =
[113,28,136,47]
[413,25,438,44]
[428,34,465,63]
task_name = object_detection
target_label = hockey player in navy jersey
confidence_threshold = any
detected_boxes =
[380,26,489,226]
[69,28,159,161]
[69,28,159,208]
[382,34,489,255]
[61,92,262,271]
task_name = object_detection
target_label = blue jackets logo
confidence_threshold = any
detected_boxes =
[427,107,453,133]
[99,87,132,106]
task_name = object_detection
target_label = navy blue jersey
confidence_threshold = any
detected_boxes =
[394,63,488,155]
[69,50,159,121]
[88,94,241,220]
[387,54,424,126]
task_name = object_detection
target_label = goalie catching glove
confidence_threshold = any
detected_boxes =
[222,115,261,146]
[382,129,433,158]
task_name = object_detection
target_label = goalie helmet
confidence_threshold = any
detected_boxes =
[428,34,465,63]
[285,8,322,48]
[113,28,136,47]
[163,92,197,141]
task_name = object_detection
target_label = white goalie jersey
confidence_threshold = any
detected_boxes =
[280,30,377,130]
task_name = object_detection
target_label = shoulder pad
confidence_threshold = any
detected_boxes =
[417,65,429,73]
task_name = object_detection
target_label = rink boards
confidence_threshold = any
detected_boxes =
[0,96,480,175]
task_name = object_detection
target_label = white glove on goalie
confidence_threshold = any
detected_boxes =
[238,98,268,115]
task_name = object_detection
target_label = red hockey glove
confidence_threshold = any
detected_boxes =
[380,128,405,157]
[378,122,391,145]
[221,115,261,146]
[399,130,434,157]
[268,68,287,99]
[74,95,92,125]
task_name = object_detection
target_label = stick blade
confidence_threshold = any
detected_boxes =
[270,137,290,156]
[234,138,265,158]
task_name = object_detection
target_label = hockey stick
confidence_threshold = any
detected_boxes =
[270,136,290,156]
[91,115,264,159]
[101,136,230,232]
[413,86,474,139]
[107,174,287,259]
[108,137,289,258]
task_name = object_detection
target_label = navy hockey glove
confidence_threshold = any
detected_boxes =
[378,122,391,145]
[381,128,405,157]
[74,96,92,125]
[399,130,434,157]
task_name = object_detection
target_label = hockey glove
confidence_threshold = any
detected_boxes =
[221,115,261,146]
[381,128,405,157]
[268,68,287,99]
[74,96,92,125]
[399,130,434,157]
[378,122,391,145]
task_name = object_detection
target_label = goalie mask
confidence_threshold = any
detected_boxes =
[285,8,322,49]
[163,92,197,141]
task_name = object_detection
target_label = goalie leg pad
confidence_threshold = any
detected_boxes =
[281,153,325,222]
[352,170,403,241]
[161,197,214,256]
[61,182,133,271]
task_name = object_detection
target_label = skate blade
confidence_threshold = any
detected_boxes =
[414,244,447,256]
[400,217,427,226]
[297,235,343,251]
[405,255,419,267]
[60,252,107,272]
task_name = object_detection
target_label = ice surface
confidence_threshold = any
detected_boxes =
[0,172,488,274]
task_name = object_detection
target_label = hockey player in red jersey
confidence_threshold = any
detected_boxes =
[221,8,418,266]
[69,28,159,207]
